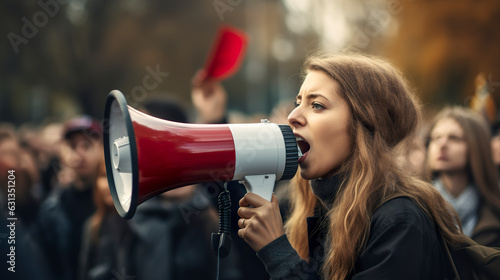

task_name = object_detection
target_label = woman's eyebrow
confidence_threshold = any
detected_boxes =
[305,93,327,100]
[296,92,329,102]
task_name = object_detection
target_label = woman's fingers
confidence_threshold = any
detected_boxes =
[237,205,255,219]
[238,192,271,218]
[238,218,247,228]
[239,192,268,207]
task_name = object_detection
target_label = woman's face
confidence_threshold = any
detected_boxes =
[288,70,352,180]
[96,161,114,207]
[427,118,468,173]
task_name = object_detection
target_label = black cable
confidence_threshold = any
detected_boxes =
[216,244,221,280]
[217,184,231,237]
[212,182,232,280]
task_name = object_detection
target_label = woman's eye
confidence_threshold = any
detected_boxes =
[312,103,324,110]
[294,102,300,108]
[448,135,464,142]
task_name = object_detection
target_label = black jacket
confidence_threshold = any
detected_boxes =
[35,184,95,280]
[258,197,454,279]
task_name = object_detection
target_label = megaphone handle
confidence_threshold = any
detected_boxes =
[241,174,276,202]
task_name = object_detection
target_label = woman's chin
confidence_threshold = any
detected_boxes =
[299,169,318,180]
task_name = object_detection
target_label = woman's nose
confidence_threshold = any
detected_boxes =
[287,106,305,128]
[435,137,449,149]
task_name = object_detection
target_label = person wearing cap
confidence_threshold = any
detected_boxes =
[35,115,103,280]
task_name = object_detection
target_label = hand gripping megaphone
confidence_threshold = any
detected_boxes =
[103,90,299,219]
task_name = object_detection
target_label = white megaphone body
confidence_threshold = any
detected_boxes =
[104,90,299,219]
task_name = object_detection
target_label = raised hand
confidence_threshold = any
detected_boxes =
[191,69,227,124]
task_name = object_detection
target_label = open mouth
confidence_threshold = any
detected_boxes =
[296,136,310,158]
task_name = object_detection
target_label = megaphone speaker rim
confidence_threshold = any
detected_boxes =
[103,90,139,219]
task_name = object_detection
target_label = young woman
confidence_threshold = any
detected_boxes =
[237,53,464,279]
[426,106,500,247]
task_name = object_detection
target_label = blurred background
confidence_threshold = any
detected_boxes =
[1,0,499,125]
[1,2,500,279]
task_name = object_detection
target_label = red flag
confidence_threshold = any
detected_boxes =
[204,25,248,80]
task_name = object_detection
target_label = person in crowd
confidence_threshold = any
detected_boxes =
[0,125,52,280]
[78,153,136,280]
[36,122,66,200]
[36,116,102,280]
[0,125,41,230]
[235,53,464,279]
[425,106,500,247]
[0,126,18,223]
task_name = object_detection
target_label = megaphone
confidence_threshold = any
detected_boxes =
[104,90,299,219]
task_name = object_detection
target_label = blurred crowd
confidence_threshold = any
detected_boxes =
[1,68,500,280]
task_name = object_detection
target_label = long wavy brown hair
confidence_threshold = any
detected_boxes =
[424,106,500,213]
[284,53,464,280]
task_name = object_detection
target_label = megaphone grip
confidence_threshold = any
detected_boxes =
[279,125,299,180]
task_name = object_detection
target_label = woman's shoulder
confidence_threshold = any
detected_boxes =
[371,197,434,236]
[355,198,445,279]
